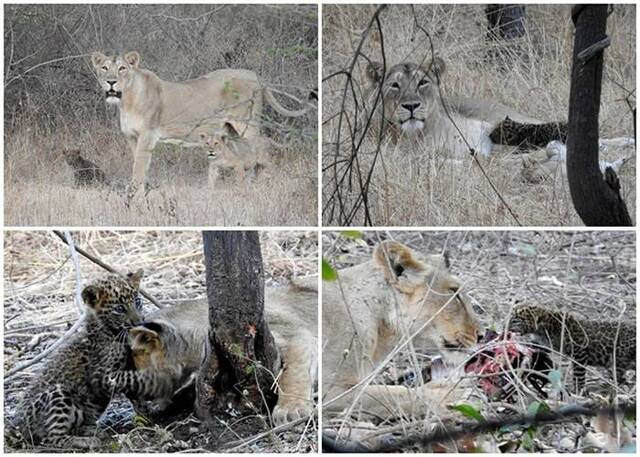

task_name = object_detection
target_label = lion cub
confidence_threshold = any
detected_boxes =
[129,278,318,425]
[198,123,270,187]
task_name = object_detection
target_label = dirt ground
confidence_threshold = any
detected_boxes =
[322,231,636,452]
[322,5,636,226]
[4,230,318,453]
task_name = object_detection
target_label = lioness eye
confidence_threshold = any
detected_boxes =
[101,66,108,71]
[418,78,430,87]
[390,82,400,90]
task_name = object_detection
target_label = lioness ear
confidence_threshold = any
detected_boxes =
[91,52,108,68]
[124,51,140,68]
[129,325,160,347]
[366,61,384,84]
[82,285,106,309]
[126,269,144,288]
[374,241,424,282]
[222,122,240,139]
[429,57,446,78]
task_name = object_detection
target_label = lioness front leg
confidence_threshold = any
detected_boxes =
[129,134,156,196]
[325,382,462,420]
[272,332,317,424]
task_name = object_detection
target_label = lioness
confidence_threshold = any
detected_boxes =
[365,58,544,156]
[91,51,307,193]
[129,277,318,425]
[322,241,480,419]
[198,123,271,186]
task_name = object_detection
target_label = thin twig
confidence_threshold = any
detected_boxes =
[5,318,84,379]
[52,231,164,308]
[63,230,84,317]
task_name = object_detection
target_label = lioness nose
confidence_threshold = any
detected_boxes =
[401,102,421,113]
[107,80,117,88]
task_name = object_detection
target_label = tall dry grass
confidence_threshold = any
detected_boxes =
[5,119,317,226]
[322,5,636,226]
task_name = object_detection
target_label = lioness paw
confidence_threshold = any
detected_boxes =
[272,399,314,426]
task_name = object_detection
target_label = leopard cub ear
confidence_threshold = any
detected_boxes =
[82,285,106,310]
[126,269,144,288]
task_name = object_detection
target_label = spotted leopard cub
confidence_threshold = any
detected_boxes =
[490,116,568,150]
[12,270,172,449]
[508,304,636,391]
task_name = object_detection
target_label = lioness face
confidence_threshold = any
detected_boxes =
[374,241,480,349]
[366,59,445,136]
[91,51,141,104]
[129,322,166,370]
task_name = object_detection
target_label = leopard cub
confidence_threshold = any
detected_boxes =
[11,270,171,449]
[490,116,568,150]
[508,304,635,391]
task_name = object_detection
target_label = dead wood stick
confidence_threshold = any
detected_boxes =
[52,230,163,309]
[5,318,83,379]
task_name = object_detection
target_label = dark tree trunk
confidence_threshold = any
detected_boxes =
[567,5,632,226]
[486,4,526,40]
[196,231,280,422]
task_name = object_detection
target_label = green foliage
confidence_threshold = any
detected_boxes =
[223,81,240,100]
[548,369,563,391]
[340,230,363,239]
[448,403,485,422]
[322,258,337,281]
[527,400,550,417]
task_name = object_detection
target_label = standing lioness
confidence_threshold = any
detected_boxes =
[323,241,480,419]
[91,51,307,194]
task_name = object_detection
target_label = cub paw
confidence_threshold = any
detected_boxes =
[272,399,315,426]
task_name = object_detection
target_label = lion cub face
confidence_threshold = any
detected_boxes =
[91,51,141,104]
[374,241,479,349]
[366,59,445,135]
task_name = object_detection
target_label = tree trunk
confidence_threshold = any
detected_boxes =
[567,5,632,226]
[196,231,280,422]
[486,4,526,40]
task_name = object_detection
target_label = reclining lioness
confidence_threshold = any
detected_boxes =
[129,278,318,425]
[322,241,480,419]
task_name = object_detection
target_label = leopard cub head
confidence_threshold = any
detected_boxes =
[81,270,144,333]
[508,303,541,334]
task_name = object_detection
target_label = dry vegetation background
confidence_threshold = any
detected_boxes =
[322,230,636,452]
[4,4,318,227]
[322,5,636,226]
[4,230,318,452]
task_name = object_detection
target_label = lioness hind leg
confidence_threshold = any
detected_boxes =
[272,332,317,425]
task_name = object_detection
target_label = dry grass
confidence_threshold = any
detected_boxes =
[322,5,636,226]
[322,230,636,452]
[4,230,318,452]
[5,120,317,227]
